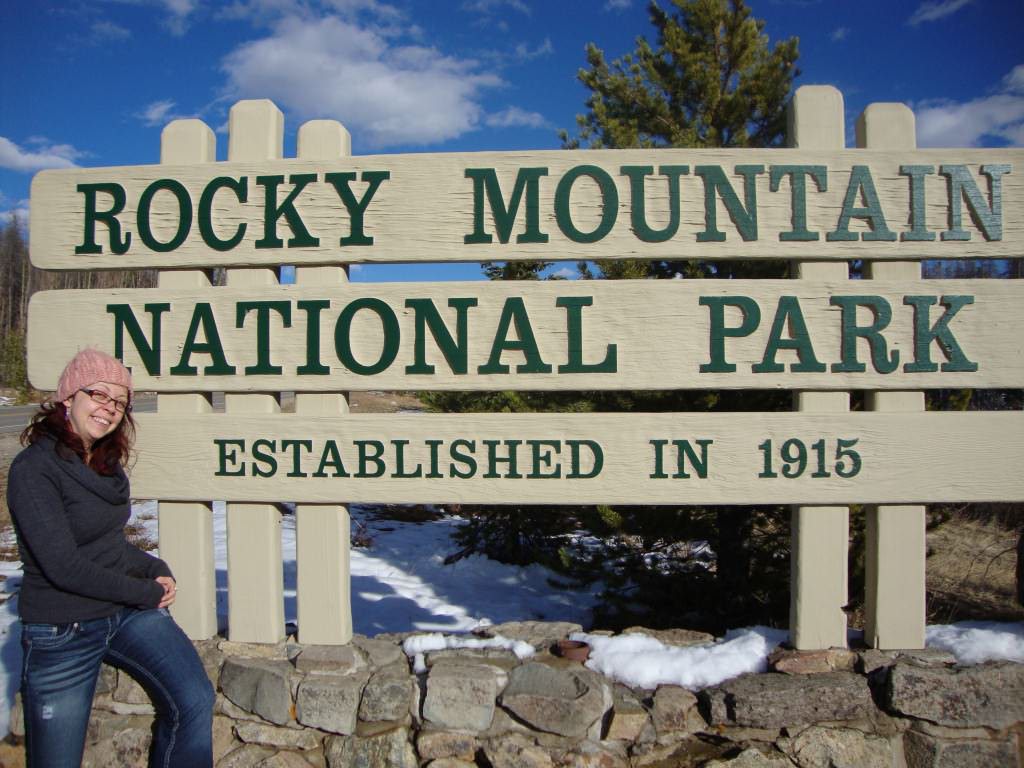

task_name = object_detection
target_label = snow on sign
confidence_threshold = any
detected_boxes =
[28,148,1022,270]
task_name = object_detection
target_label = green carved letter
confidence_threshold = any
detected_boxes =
[699,296,761,373]
[694,165,764,242]
[335,298,400,375]
[464,167,549,244]
[827,165,896,242]
[620,165,689,242]
[478,297,552,374]
[770,165,827,242]
[940,164,1010,241]
[556,296,617,373]
[324,170,390,246]
[236,300,292,375]
[107,303,170,376]
[753,296,826,373]
[199,176,248,251]
[904,295,978,372]
[829,295,899,374]
[137,179,192,252]
[899,165,935,242]
[405,297,478,375]
[170,303,236,375]
[255,174,320,249]
[555,165,619,243]
[76,183,131,255]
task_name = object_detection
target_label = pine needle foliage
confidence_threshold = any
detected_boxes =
[433,0,803,631]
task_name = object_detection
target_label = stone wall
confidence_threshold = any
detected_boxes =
[7,621,1023,767]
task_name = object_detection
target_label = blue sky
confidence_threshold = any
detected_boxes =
[1,0,1022,281]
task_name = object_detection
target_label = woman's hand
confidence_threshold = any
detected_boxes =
[155,576,177,609]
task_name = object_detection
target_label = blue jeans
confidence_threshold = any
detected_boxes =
[20,607,214,768]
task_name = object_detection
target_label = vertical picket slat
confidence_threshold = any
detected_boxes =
[293,119,353,645]
[156,119,218,639]
[787,85,850,650]
[859,103,927,649]
[224,100,286,643]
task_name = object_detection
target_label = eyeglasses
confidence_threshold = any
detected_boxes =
[79,388,132,414]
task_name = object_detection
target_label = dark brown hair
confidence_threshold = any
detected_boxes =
[21,398,136,475]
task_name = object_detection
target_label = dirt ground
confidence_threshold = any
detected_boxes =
[0,391,1020,625]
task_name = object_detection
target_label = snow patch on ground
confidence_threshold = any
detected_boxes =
[926,621,1024,664]
[403,632,536,673]
[574,626,790,690]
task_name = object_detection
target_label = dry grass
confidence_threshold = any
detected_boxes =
[926,516,1023,624]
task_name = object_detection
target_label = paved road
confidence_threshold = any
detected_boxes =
[0,394,160,434]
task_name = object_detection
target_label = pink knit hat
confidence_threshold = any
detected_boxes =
[55,349,133,403]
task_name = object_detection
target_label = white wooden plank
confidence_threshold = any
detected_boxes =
[29,148,1023,269]
[293,116,353,646]
[224,99,286,645]
[861,100,926,651]
[128,411,1024,505]
[26,279,1024,392]
[156,117,219,640]
[789,85,850,651]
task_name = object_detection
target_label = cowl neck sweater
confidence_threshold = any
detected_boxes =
[7,436,170,623]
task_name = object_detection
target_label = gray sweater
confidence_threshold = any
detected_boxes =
[8,436,170,623]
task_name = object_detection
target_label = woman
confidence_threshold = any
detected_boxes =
[7,348,214,767]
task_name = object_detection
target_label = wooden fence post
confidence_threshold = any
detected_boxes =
[788,85,850,650]
[224,100,286,643]
[293,119,354,645]
[156,119,218,639]
[859,102,927,649]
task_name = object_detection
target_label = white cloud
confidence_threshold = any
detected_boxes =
[91,20,132,42]
[162,0,199,35]
[485,106,547,129]
[604,0,632,9]
[915,66,1024,147]
[138,99,175,126]
[830,27,848,42]
[514,37,553,61]
[221,15,503,147]
[1004,64,1024,94]
[135,99,197,127]
[219,0,404,26]
[0,200,30,230]
[462,0,531,16]
[550,266,577,279]
[0,137,82,172]
[907,0,973,26]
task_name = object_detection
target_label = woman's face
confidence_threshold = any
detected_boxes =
[63,381,128,449]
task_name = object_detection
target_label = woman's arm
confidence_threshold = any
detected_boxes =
[123,540,174,580]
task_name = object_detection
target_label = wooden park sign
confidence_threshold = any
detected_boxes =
[28,279,1024,392]
[31,150,1022,269]
[25,91,1024,650]
[28,143,1024,504]
[128,411,1024,505]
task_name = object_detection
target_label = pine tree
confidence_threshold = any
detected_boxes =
[562,0,798,151]
[563,0,800,629]
[438,0,802,632]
